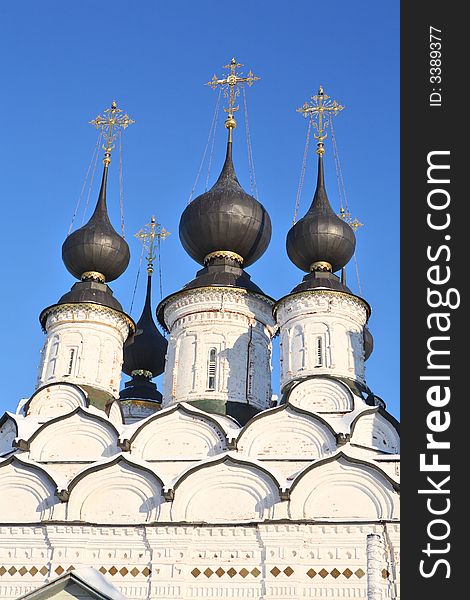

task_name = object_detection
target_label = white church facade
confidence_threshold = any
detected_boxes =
[0,83,400,600]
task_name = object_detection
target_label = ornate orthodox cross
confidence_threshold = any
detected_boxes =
[206,57,260,139]
[297,86,344,156]
[90,101,135,165]
[135,216,170,275]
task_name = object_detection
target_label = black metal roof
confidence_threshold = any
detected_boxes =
[286,155,356,273]
[179,139,271,268]
[62,165,130,282]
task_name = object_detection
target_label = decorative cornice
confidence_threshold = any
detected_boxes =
[274,288,371,321]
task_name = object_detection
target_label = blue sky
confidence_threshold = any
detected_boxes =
[0,1,399,417]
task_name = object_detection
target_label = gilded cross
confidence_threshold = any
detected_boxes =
[339,207,364,231]
[206,58,260,138]
[90,101,135,165]
[297,86,344,155]
[135,216,170,275]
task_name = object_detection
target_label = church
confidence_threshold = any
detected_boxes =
[0,60,400,600]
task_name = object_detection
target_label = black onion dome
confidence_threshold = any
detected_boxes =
[179,140,271,268]
[62,165,130,282]
[286,155,356,273]
[363,325,374,360]
[123,274,168,377]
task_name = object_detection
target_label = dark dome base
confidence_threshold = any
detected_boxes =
[119,375,163,403]
[290,270,352,294]
[183,256,265,294]
[57,280,124,311]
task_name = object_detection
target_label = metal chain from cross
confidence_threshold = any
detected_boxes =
[90,101,135,166]
[135,216,170,275]
[206,58,260,139]
[297,86,344,156]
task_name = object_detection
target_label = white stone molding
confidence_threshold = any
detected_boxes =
[276,291,369,389]
[287,377,354,413]
[289,453,400,521]
[24,383,88,418]
[0,456,59,522]
[37,304,133,399]
[162,288,275,411]
[21,408,120,463]
[65,456,164,524]
[124,404,228,460]
[350,410,400,454]
[171,455,283,523]
[236,404,337,459]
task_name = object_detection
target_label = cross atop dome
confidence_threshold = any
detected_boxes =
[206,57,260,140]
[297,86,344,155]
[135,216,170,276]
[90,100,135,165]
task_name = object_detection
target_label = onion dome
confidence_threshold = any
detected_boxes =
[363,325,374,360]
[62,164,130,283]
[179,139,271,268]
[122,274,168,378]
[286,155,355,274]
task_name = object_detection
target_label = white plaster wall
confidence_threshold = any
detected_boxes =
[162,289,276,411]
[276,291,369,390]
[0,523,400,600]
[37,305,132,399]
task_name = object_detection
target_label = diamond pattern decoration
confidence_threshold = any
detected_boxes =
[227,568,237,578]
[66,566,75,573]
[55,567,64,576]
[191,568,201,578]
[142,567,151,577]
[29,567,38,576]
[382,569,390,579]
[270,567,281,577]
[239,568,249,578]
[307,568,317,579]
[99,567,107,574]
[0,567,6,576]
[130,568,139,577]
[343,568,353,578]
[284,566,294,577]
[119,568,128,576]
[8,567,17,576]
[39,567,48,576]
[251,568,260,577]
[319,568,328,578]
[215,568,225,578]
[18,567,28,576]
[108,567,118,576]
[355,569,365,578]
[331,568,341,579]
[204,568,213,578]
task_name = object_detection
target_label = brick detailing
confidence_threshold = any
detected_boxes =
[191,567,262,579]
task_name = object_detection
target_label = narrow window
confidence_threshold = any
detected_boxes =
[207,348,217,390]
[66,348,76,376]
[315,337,323,367]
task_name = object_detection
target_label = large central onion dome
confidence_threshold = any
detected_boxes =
[286,155,355,274]
[179,140,271,268]
[62,165,130,283]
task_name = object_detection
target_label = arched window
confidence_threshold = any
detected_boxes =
[207,348,217,390]
[65,347,77,376]
[315,336,323,367]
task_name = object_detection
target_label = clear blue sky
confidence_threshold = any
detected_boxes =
[0,1,399,417]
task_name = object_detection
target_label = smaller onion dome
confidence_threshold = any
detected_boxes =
[62,165,130,283]
[123,274,168,378]
[179,139,271,268]
[286,155,356,274]
[363,325,374,361]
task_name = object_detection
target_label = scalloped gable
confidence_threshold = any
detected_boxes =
[170,455,283,523]
[20,407,121,462]
[349,408,400,453]
[0,413,18,456]
[0,456,60,522]
[65,455,164,523]
[24,383,89,418]
[236,403,337,458]
[286,377,354,413]
[288,452,400,521]
[122,403,230,459]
